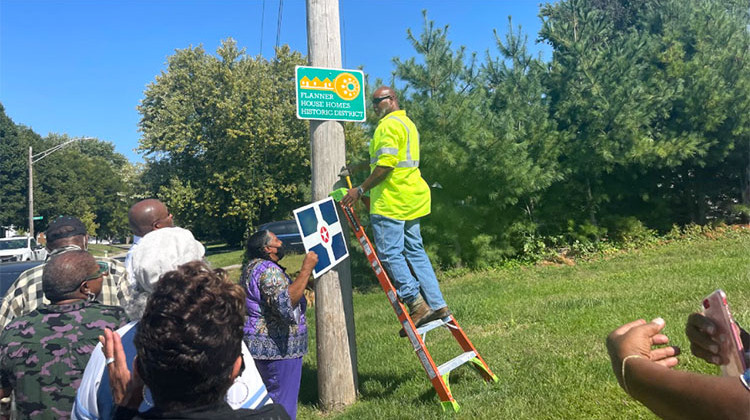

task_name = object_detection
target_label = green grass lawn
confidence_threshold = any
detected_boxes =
[296,231,750,419]
[204,247,308,282]
[87,243,129,258]
[204,247,244,269]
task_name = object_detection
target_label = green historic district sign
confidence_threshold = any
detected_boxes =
[295,66,366,122]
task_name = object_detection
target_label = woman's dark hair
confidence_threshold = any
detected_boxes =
[245,230,273,261]
[134,261,245,410]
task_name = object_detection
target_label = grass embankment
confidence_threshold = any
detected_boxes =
[87,243,128,258]
[203,244,307,282]
[297,231,750,419]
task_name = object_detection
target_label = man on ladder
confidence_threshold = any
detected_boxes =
[341,85,450,333]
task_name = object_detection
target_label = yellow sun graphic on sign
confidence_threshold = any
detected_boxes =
[333,73,360,100]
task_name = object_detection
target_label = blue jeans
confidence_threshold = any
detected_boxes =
[370,214,447,309]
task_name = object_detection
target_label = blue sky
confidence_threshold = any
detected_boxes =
[1,0,551,163]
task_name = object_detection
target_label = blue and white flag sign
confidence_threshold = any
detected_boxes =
[293,197,349,278]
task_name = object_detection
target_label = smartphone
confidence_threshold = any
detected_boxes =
[702,289,746,376]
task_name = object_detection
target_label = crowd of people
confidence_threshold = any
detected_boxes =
[0,202,291,420]
[0,86,748,419]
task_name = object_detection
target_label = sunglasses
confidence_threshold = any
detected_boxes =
[83,261,109,282]
[372,95,391,105]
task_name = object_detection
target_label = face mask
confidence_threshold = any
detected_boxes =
[274,244,286,260]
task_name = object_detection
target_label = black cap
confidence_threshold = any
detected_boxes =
[45,216,87,243]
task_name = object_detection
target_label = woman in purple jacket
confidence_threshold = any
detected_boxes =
[241,230,317,420]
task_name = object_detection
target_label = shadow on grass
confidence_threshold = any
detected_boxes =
[415,368,484,405]
[203,243,242,256]
[298,363,318,406]
[299,366,424,407]
[357,371,415,400]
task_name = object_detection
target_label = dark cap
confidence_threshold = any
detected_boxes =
[45,216,87,243]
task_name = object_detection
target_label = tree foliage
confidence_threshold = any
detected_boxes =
[0,104,133,238]
[138,41,310,244]
[138,40,369,245]
[391,14,561,266]
[538,0,750,232]
[379,1,748,266]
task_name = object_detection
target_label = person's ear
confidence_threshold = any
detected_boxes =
[79,280,91,295]
[230,356,242,381]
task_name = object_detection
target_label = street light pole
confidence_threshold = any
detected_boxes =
[27,137,92,238]
[28,147,34,239]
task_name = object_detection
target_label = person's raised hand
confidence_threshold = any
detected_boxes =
[301,251,319,273]
[606,318,680,386]
[101,328,144,409]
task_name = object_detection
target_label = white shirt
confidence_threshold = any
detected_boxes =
[123,235,141,287]
[71,321,271,419]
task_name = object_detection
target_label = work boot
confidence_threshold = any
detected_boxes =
[399,296,434,337]
[432,306,452,320]
[407,296,434,327]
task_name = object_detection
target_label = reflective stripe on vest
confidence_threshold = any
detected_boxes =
[370,115,420,168]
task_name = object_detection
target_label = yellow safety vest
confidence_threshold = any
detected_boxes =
[368,110,431,220]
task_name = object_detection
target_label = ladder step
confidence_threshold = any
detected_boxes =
[415,317,450,335]
[437,351,476,377]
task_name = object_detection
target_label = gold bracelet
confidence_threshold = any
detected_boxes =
[621,354,643,396]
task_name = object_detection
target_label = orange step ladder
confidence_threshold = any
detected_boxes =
[331,189,498,412]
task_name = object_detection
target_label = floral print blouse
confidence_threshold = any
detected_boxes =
[240,258,307,360]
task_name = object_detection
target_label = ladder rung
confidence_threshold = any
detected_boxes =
[437,351,476,377]
[415,317,450,335]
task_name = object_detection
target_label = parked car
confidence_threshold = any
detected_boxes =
[0,236,47,263]
[0,260,44,297]
[258,220,304,253]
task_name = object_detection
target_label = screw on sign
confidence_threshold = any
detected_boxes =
[320,226,330,243]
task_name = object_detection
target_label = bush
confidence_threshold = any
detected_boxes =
[469,234,510,268]
[602,216,658,249]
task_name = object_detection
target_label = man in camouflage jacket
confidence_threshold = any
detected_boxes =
[0,216,131,329]
[0,251,128,419]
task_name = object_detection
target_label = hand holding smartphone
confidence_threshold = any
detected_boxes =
[702,289,747,377]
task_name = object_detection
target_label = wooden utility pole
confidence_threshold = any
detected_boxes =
[306,0,358,411]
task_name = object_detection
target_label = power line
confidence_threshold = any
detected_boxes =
[275,0,284,56]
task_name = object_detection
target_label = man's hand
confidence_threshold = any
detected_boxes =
[606,318,680,387]
[101,328,144,409]
[341,187,361,207]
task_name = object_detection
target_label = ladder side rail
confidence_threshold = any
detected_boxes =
[339,203,456,405]
[444,316,497,383]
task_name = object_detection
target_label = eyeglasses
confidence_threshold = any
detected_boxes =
[83,261,109,282]
[372,95,391,105]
